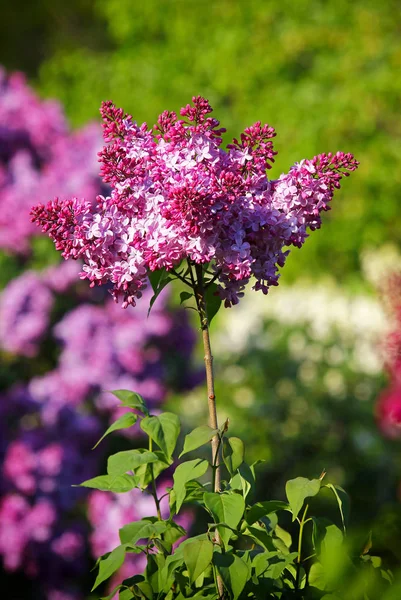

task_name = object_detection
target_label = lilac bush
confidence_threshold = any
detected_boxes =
[0,70,197,600]
[29,96,374,600]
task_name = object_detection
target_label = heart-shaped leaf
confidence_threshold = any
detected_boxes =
[285,477,321,521]
[173,459,209,513]
[107,450,159,477]
[179,425,218,458]
[183,539,214,583]
[204,492,245,546]
[93,413,138,449]
[109,390,149,415]
[79,474,139,493]
[140,413,180,459]
[223,437,245,475]
[213,553,249,600]
[92,545,127,590]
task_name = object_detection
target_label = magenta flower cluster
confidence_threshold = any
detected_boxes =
[32,96,358,308]
[0,68,101,253]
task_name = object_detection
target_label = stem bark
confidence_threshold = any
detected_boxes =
[193,263,224,598]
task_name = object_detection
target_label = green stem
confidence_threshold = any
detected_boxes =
[191,260,224,599]
[149,437,162,520]
[193,262,221,492]
[295,504,309,590]
[170,268,192,287]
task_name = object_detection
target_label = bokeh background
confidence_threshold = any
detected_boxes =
[1,1,401,598]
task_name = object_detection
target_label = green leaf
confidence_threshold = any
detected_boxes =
[213,553,249,600]
[361,530,373,556]
[146,552,167,594]
[107,450,159,477]
[312,518,343,556]
[204,283,222,325]
[179,425,218,458]
[246,501,290,526]
[133,581,153,600]
[325,484,350,533]
[140,413,180,459]
[135,451,171,489]
[264,552,298,579]
[173,459,209,513]
[308,562,328,591]
[252,551,280,577]
[274,525,292,550]
[253,551,298,580]
[101,584,125,600]
[92,545,126,590]
[148,270,173,316]
[180,291,193,304]
[119,519,169,545]
[162,522,187,554]
[79,474,139,493]
[183,539,214,583]
[109,390,149,415]
[204,492,245,546]
[93,413,138,449]
[119,590,134,600]
[243,524,276,551]
[223,437,245,475]
[230,463,255,499]
[285,477,321,521]
[148,268,167,293]
[162,554,185,583]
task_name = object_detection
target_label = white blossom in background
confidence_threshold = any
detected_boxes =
[215,280,387,376]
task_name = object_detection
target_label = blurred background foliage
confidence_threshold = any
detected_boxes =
[1,0,401,596]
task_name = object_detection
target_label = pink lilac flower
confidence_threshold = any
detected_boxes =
[32,96,358,309]
[0,494,56,571]
[376,386,401,439]
[0,271,53,356]
[0,68,101,253]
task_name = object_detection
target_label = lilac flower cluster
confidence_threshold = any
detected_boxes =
[0,68,101,253]
[32,96,358,308]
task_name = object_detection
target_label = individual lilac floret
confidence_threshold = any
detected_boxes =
[31,96,358,308]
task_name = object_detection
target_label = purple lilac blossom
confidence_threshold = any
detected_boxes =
[0,271,53,357]
[0,68,101,253]
[32,96,358,309]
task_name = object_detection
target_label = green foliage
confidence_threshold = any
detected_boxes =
[285,477,322,521]
[85,390,393,599]
[172,459,209,513]
[179,426,218,458]
[140,413,180,459]
[110,390,150,415]
[93,413,138,449]
[183,539,213,584]
[204,283,222,325]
